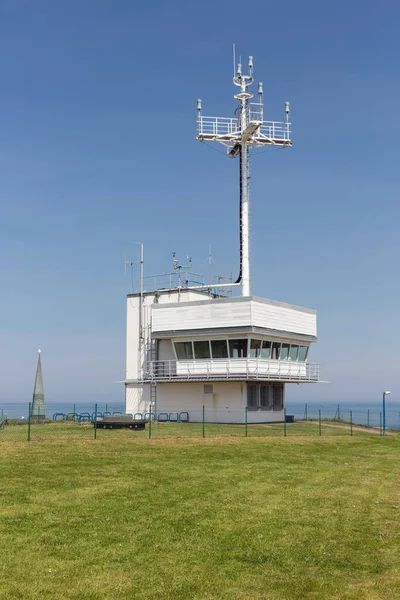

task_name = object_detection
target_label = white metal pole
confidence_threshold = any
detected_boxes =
[240,98,250,297]
[136,243,144,384]
[139,243,144,339]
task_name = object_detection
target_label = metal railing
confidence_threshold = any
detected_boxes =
[197,116,291,145]
[198,116,239,137]
[143,359,320,382]
[257,121,291,143]
[142,271,205,293]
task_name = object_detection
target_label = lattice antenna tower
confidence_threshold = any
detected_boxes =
[197,54,292,296]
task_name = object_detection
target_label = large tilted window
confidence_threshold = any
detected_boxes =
[260,340,272,359]
[271,342,280,360]
[248,383,284,411]
[174,341,193,360]
[280,343,290,360]
[211,340,229,358]
[249,339,262,358]
[229,339,248,358]
[174,339,309,362]
[193,340,211,359]
[250,340,272,359]
[298,346,308,361]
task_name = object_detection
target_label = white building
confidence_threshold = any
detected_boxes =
[124,55,320,423]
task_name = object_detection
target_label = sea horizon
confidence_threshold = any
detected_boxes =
[1,398,399,430]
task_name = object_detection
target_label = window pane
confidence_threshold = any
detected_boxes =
[247,384,259,410]
[273,385,284,410]
[194,341,211,359]
[260,385,273,410]
[249,339,261,358]
[271,342,280,360]
[280,343,290,360]
[260,340,271,359]
[289,345,299,361]
[211,339,228,359]
[298,346,308,361]
[229,339,248,358]
[175,342,193,360]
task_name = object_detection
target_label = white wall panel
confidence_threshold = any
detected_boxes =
[155,382,283,424]
[152,297,316,338]
[125,383,150,415]
[251,302,317,337]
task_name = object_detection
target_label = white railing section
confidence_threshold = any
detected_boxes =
[142,359,319,382]
[198,116,239,137]
[197,116,291,145]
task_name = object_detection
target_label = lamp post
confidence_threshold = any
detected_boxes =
[382,391,391,435]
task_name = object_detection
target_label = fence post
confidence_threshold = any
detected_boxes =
[245,406,248,438]
[73,404,76,416]
[379,412,382,436]
[350,410,353,437]
[28,402,31,442]
[105,404,108,415]
[337,404,340,421]
[319,408,322,436]
[304,403,308,420]
[367,409,370,428]
[149,407,152,439]
[202,405,205,438]
[94,403,97,440]
[283,408,287,437]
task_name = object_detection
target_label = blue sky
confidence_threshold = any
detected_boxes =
[1,0,399,406]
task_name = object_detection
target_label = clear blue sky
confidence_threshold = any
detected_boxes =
[1,0,399,406]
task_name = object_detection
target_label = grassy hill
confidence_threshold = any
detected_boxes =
[0,434,399,599]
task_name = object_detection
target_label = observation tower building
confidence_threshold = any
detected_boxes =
[124,56,319,423]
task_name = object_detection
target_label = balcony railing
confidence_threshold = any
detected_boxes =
[141,359,320,383]
[197,116,291,146]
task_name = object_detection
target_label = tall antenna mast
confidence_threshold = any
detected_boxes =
[197,54,291,296]
[124,242,144,339]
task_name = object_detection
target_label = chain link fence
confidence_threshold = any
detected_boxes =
[0,402,398,442]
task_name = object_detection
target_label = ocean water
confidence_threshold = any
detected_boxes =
[1,399,399,430]
[286,400,400,430]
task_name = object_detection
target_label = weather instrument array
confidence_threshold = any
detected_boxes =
[197,53,292,296]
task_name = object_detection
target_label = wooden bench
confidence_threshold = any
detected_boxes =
[95,415,146,430]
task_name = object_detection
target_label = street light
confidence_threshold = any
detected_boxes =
[382,391,391,435]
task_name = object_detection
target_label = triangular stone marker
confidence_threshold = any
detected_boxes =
[32,350,45,420]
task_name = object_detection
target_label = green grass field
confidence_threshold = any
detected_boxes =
[0,433,399,599]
